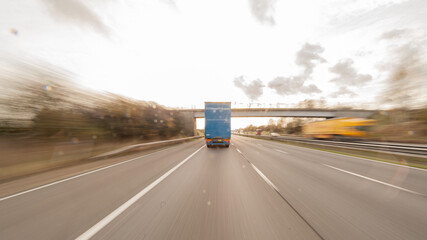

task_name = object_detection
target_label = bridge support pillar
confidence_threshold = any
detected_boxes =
[179,112,197,136]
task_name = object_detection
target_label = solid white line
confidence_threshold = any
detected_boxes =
[0,146,180,202]
[76,145,205,240]
[275,149,288,154]
[323,164,424,196]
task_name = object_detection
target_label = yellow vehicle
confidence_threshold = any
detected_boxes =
[303,118,375,140]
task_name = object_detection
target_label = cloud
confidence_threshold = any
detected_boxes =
[248,0,277,25]
[268,76,321,95]
[295,43,326,77]
[267,43,324,96]
[235,43,325,98]
[329,58,372,86]
[380,29,409,40]
[41,0,111,36]
[159,0,177,8]
[233,76,265,101]
[329,86,357,98]
[329,0,426,34]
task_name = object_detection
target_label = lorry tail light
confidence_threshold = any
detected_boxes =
[224,138,230,142]
[206,139,212,142]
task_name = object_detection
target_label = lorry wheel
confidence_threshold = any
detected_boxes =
[226,145,230,148]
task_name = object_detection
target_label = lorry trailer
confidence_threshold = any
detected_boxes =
[204,102,231,148]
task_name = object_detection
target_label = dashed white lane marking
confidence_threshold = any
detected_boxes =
[256,143,263,147]
[237,134,427,172]
[275,149,288,154]
[76,145,205,240]
[324,164,425,196]
[236,148,279,192]
[272,140,427,172]
[234,143,326,240]
[233,147,279,191]
[249,162,280,192]
[0,146,181,202]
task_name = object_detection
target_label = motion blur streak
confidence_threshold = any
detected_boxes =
[40,0,111,36]
[0,59,190,182]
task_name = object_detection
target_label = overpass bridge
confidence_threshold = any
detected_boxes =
[174,108,377,136]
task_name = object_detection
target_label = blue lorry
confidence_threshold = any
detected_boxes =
[204,102,231,148]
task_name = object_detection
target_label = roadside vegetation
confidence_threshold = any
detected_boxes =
[369,109,427,143]
[0,61,188,181]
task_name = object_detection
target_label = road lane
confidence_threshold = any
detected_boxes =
[232,135,427,240]
[0,140,205,240]
[235,135,427,194]
[1,135,426,240]
[90,143,321,240]
[76,145,206,240]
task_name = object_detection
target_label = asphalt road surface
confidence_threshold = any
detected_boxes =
[1,135,426,239]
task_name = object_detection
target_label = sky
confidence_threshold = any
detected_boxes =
[1,0,426,128]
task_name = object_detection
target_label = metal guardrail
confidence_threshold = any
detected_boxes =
[235,134,427,157]
[91,136,203,159]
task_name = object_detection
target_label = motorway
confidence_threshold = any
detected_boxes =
[0,135,426,239]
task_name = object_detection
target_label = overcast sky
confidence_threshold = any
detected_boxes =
[1,0,426,126]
